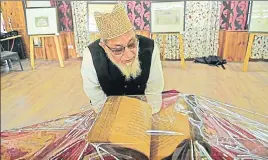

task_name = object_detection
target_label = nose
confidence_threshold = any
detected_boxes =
[123,47,135,60]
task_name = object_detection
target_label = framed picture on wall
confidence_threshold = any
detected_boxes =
[87,2,116,32]
[25,7,59,35]
[151,1,185,33]
[26,1,51,8]
[249,1,268,33]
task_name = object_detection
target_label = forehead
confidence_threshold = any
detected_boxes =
[106,30,136,46]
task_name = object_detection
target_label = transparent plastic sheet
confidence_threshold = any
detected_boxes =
[184,95,268,160]
[1,92,267,160]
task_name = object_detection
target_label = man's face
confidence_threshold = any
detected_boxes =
[100,30,141,80]
[103,30,138,66]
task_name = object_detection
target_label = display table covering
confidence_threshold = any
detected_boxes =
[1,93,267,160]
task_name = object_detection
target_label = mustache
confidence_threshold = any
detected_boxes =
[107,45,141,81]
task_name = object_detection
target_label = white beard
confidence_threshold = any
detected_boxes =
[106,44,141,81]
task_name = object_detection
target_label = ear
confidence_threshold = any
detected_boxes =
[99,39,105,48]
[99,40,107,51]
[99,39,110,54]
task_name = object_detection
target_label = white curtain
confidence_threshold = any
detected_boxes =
[71,1,91,57]
[184,1,221,58]
[251,36,268,60]
[154,35,181,60]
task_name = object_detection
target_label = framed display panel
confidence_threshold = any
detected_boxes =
[25,7,59,35]
[26,1,51,8]
[87,2,116,32]
[249,1,268,33]
[151,1,185,33]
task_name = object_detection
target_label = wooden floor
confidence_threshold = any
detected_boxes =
[1,59,268,131]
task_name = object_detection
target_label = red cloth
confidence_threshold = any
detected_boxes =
[162,90,180,108]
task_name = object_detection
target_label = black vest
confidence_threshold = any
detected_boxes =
[88,35,154,96]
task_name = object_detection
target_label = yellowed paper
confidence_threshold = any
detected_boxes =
[151,105,190,160]
[87,96,152,158]
[87,96,190,159]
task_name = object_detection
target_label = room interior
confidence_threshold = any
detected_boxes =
[1,1,268,159]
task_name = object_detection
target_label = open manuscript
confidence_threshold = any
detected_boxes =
[87,96,190,160]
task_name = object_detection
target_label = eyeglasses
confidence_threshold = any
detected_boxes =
[104,37,138,56]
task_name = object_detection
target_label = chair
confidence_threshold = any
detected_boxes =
[0,51,23,70]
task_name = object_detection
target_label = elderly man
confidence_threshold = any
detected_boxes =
[81,4,164,112]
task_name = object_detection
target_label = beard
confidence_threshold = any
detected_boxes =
[106,43,141,81]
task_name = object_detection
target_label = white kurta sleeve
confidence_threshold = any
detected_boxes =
[80,48,107,112]
[145,41,164,94]
[145,42,164,114]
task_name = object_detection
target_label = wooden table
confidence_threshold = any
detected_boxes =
[0,35,22,42]
[0,35,26,59]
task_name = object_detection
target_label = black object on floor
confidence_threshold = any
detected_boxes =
[194,56,227,69]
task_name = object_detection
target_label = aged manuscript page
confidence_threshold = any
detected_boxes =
[150,105,191,159]
[87,96,190,159]
[87,96,152,158]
